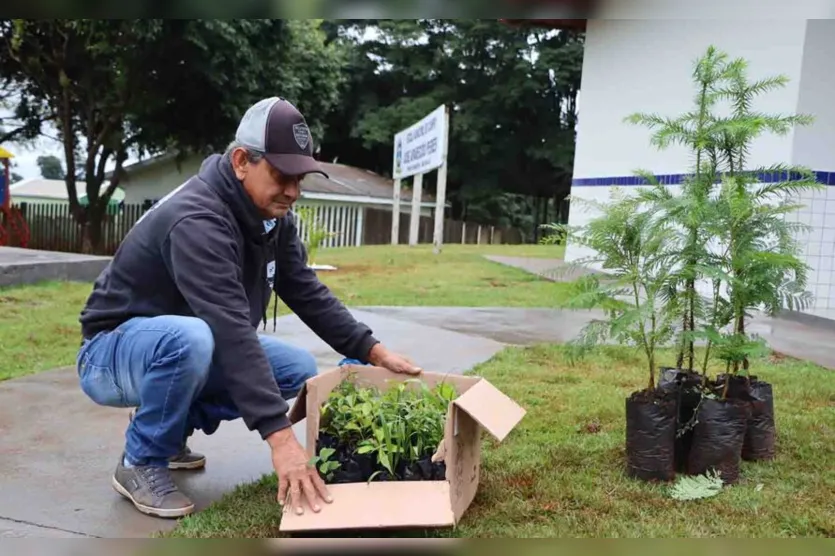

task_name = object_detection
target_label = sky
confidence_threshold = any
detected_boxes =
[3,120,139,183]
[6,132,66,182]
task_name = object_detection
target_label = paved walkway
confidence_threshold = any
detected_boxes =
[0,246,110,287]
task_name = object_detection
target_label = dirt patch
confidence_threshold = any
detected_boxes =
[501,468,539,497]
[768,350,791,364]
[578,420,602,434]
[53,324,79,337]
[0,295,41,306]
[548,444,595,469]
[544,374,581,385]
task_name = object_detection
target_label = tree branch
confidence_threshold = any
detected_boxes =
[0,124,29,144]
[99,145,127,205]
[93,146,113,191]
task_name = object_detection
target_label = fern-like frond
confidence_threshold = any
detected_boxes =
[669,470,725,501]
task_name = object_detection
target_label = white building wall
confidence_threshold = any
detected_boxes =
[120,155,204,206]
[566,17,835,316]
[786,20,835,314]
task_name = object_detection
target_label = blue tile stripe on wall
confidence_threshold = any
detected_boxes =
[572,171,835,187]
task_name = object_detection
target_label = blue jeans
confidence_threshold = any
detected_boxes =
[76,315,318,467]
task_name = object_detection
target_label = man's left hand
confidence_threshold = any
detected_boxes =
[367,343,422,375]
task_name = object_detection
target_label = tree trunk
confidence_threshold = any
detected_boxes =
[80,204,106,255]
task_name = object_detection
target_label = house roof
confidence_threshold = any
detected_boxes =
[115,153,442,206]
[10,178,124,201]
[10,178,77,199]
[304,162,435,203]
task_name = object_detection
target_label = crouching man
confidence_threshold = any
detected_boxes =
[76,97,421,518]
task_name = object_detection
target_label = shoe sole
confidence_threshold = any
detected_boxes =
[111,475,195,519]
[168,457,206,471]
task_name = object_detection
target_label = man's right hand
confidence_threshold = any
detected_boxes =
[267,427,333,515]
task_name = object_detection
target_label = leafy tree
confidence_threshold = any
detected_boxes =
[36,154,63,179]
[9,160,23,183]
[318,19,583,233]
[0,19,344,253]
[0,87,50,146]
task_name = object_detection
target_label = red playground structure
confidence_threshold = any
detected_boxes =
[0,146,30,248]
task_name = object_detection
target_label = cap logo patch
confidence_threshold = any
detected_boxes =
[292,123,311,150]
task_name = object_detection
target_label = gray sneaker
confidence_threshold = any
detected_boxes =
[112,455,195,518]
[168,445,207,470]
[128,409,206,470]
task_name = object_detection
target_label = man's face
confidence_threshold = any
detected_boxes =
[232,148,301,219]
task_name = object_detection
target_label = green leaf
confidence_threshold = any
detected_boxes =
[379,451,393,474]
[669,470,724,501]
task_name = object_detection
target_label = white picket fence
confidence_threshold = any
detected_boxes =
[291,202,364,248]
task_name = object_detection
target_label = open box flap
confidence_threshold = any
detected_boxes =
[451,378,526,442]
[278,481,455,532]
[290,366,349,425]
[287,384,309,425]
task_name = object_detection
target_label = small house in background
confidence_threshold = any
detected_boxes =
[112,153,442,248]
[10,178,125,213]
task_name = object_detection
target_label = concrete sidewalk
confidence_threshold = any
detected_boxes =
[0,246,110,288]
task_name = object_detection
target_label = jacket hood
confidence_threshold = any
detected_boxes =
[199,153,273,243]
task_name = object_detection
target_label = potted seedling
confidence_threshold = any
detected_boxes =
[624,46,735,471]
[553,187,680,482]
[683,50,821,480]
[314,374,456,483]
[624,45,821,479]
[688,167,817,479]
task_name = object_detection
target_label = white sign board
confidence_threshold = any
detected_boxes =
[392,104,447,180]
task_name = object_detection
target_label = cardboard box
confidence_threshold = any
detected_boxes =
[279,364,526,533]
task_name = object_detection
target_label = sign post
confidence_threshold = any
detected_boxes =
[391,104,449,248]
[432,106,450,254]
[390,177,401,245]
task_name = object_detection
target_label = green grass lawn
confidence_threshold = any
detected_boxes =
[164,344,835,538]
[303,243,566,307]
[0,280,92,382]
[0,244,566,381]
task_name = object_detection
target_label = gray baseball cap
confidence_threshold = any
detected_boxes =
[234,97,329,178]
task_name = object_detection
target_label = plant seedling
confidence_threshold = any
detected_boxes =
[309,447,342,481]
[317,375,456,483]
